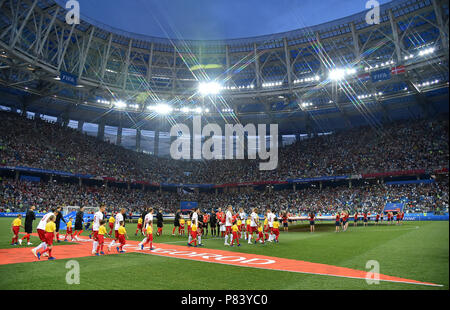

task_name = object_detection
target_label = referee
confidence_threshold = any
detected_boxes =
[156,209,164,236]
[209,210,217,237]
[74,206,85,241]
[172,209,181,236]
[21,205,36,245]
[55,206,66,243]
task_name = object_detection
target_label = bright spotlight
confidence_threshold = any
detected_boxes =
[154,103,173,115]
[181,107,190,113]
[345,68,357,75]
[198,82,222,96]
[114,100,126,108]
[328,69,346,81]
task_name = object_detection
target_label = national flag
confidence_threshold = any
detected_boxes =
[357,73,370,82]
[391,65,405,75]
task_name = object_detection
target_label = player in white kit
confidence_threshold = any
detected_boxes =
[108,208,126,251]
[31,209,55,257]
[248,208,259,244]
[224,205,233,246]
[91,206,105,254]
[215,207,225,237]
[238,208,247,240]
[138,208,153,249]
[267,209,276,242]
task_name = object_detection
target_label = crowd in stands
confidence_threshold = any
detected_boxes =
[0,109,448,217]
[0,111,448,184]
[1,177,447,215]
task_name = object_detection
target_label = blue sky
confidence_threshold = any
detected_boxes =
[73,0,392,40]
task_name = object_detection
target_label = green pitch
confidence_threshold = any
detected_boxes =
[0,218,447,290]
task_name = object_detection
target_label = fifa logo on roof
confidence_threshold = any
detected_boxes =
[65,0,80,25]
[365,0,380,25]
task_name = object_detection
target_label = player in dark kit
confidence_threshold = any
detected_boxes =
[209,210,217,237]
[172,209,181,236]
[198,212,204,238]
[156,209,164,236]
[20,205,36,245]
[73,206,85,241]
[54,206,66,242]
[193,209,203,246]
[140,208,148,235]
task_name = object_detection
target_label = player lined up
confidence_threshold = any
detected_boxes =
[8,205,405,261]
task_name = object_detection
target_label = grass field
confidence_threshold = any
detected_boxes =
[0,218,447,290]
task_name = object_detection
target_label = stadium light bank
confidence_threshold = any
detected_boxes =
[169,116,279,171]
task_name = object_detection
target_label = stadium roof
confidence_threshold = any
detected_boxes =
[0,0,448,136]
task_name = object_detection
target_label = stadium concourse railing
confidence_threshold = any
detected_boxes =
[0,165,448,189]
[1,164,448,221]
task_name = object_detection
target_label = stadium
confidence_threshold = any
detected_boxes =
[0,0,448,294]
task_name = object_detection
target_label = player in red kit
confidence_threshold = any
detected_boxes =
[309,212,315,233]
[282,212,289,232]
[343,211,349,231]
[335,212,340,232]
[363,212,368,226]
[353,211,358,227]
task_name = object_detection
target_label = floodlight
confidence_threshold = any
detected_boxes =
[198,82,222,95]
[114,100,126,108]
[346,68,357,75]
[328,69,346,81]
[154,103,173,115]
